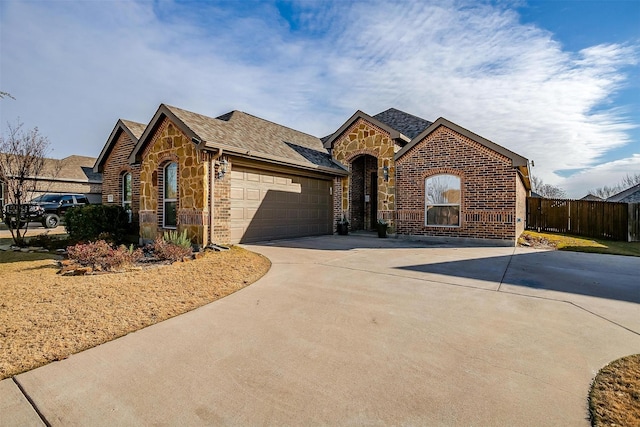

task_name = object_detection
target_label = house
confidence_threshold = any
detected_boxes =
[580,194,604,201]
[607,183,640,203]
[93,119,147,223]
[94,104,531,246]
[1,155,102,211]
[324,110,531,244]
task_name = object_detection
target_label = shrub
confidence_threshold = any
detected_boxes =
[163,229,192,249]
[152,237,193,262]
[67,240,143,271]
[65,205,132,244]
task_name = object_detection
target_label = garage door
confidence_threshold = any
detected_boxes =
[230,166,333,243]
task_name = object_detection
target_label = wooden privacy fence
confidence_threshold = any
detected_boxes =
[526,197,640,242]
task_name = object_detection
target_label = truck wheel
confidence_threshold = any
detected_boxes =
[43,214,60,229]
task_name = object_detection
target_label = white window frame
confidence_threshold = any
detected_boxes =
[122,172,132,209]
[122,172,132,223]
[163,162,178,229]
[425,174,461,227]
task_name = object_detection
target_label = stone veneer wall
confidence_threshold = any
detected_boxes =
[331,118,396,229]
[101,130,140,221]
[138,118,209,245]
[395,126,518,243]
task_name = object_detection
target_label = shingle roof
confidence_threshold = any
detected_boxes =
[39,155,101,182]
[607,183,640,203]
[580,194,604,201]
[94,119,146,173]
[373,108,432,139]
[137,104,347,175]
[120,120,146,140]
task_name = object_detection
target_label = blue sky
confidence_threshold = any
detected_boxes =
[1,0,639,198]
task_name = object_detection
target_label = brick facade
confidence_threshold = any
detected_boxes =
[101,130,141,222]
[395,126,523,243]
[211,157,231,244]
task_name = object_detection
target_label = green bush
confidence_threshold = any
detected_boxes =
[65,205,132,244]
[163,229,191,249]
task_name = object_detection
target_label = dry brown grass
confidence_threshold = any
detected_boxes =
[0,247,270,379]
[589,354,640,426]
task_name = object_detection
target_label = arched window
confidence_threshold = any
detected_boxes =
[425,174,461,227]
[122,172,132,223]
[163,162,178,228]
[122,172,132,209]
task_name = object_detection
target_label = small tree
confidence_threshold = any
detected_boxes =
[590,173,640,199]
[0,121,55,245]
[530,175,567,199]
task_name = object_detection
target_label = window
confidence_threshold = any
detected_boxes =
[163,162,178,228]
[122,172,132,222]
[122,172,132,210]
[425,174,461,227]
[60,195,74,205]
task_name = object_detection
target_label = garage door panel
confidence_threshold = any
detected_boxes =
[230,187,244,200]
[230,166,333,243]
[247,189,260,200]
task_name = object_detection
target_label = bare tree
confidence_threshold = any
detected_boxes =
[0,121,53,245]
[0,91,15,100]
[530,175,567,199]
[590,173,640,199]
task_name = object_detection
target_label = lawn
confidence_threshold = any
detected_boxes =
[590,354,640,426]
[0,245,270,380]
[519,230,640,257]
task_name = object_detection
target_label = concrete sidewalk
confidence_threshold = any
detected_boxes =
[2,235,639,426]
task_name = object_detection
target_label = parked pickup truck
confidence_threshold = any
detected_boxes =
[2,193,90,229]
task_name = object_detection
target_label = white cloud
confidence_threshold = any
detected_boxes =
[0,0,637,198]
[561,154,640,197]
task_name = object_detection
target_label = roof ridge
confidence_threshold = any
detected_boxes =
[374,107,430,122]
[232,110,322,141]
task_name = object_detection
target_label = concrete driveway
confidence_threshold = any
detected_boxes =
[2,235,639,426]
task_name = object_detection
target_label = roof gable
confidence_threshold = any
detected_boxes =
[129,104,347,176]
[395,117,531,189]
[607,183,640,202]
[373,108,432,140]
[93,119,146,173]
[322,110,408,149]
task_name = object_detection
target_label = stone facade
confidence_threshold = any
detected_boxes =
[395,126,521,243]
[138,118,210,245]
[331,119,397,231]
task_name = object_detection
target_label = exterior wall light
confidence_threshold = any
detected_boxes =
[383,165,389,182]
[217,158,228,180]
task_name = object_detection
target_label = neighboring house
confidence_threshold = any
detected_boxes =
[580,194,604,201]
[1,155,102,210]
[607,183,640,203]
[95,104,531,246]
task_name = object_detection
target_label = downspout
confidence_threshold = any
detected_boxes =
[209,148,223,246]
